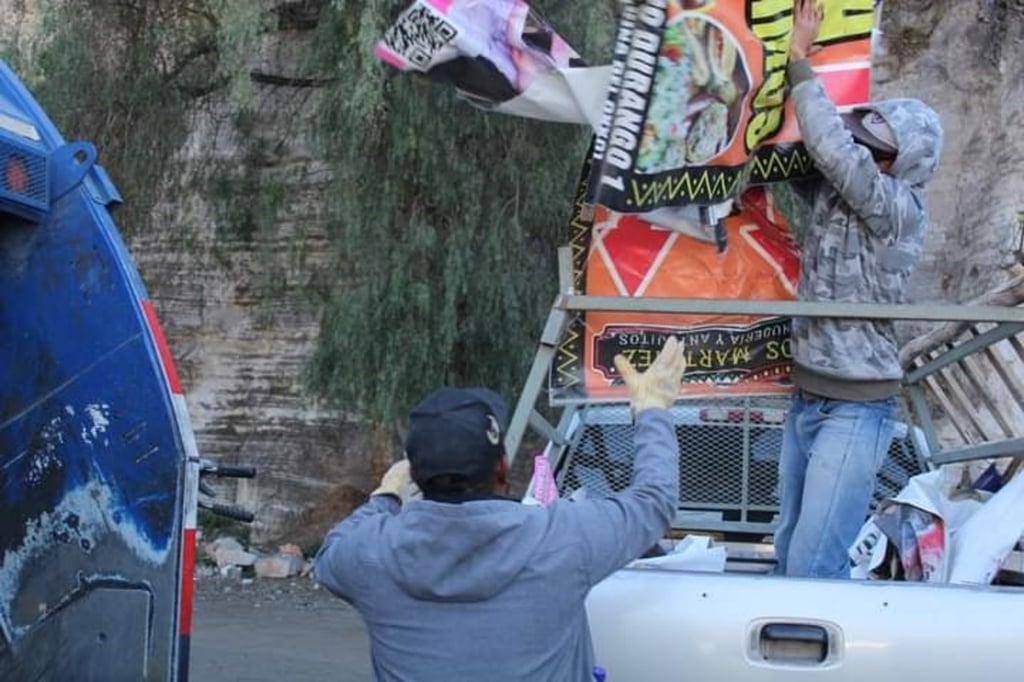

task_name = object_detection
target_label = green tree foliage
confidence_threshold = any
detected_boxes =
[306,0,615,422]
[3,0,261,235]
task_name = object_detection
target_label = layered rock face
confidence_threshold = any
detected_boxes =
[127,23,395,544]
[877,1,1024,303]
[875,2,1024,448]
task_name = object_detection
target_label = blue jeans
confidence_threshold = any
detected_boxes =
[774,393,896,579]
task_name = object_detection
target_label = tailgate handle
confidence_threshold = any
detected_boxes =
[759,623,829,663]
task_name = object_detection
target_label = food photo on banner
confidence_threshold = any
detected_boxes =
[587,0,878,212]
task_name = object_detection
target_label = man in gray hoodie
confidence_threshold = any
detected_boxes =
[774,0,944,579]
[314,337,687,681]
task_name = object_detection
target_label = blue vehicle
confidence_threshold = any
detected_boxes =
[0,60,251,681]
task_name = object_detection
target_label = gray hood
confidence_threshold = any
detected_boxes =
[871,98,943,186]
[379,499,548,602]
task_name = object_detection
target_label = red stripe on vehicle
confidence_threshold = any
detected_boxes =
[819,68,871,107]
[142,300,183,394]
[179,527,197,636]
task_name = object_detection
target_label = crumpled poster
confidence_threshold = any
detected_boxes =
[374,0,608,124]
[869,503,946,581]
[850,465,1024,584]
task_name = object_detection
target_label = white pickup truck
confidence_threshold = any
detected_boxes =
[510,293,1024,681]
[540,400,1024,680]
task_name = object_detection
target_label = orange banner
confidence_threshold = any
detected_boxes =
[551,163,799,401]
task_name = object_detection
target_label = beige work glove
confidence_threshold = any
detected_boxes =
[371,459,422,505]
[613,336,688,416]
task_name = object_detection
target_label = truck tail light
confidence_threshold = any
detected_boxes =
[0,135,49,221]
[5,152,27,193]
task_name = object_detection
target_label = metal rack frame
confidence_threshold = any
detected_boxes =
[505,248,1024,534]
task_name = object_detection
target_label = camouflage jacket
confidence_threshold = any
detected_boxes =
[787,61,943,387]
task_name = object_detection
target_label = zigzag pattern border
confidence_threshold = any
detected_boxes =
[626,168,743,208]
[593,145,818,210]
[552,316,584,389]
[551,150,594,391]
[748,146,815,183]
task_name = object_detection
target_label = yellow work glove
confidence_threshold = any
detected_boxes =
[371,459,422,505]
[613,336,688,416]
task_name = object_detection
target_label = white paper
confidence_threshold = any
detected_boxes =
[492,66,611,126]
[948,469,1024,584]
[630,535,727,573]
[850,467,1024,584]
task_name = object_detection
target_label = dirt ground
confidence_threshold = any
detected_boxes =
[189,575,373,681]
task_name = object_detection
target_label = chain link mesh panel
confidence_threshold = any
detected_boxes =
[554,396,926,533]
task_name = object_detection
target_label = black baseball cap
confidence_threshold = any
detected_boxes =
[405,387,508,487]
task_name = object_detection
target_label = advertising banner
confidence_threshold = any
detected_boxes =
[587,0,878,211]
[551,157,800,401]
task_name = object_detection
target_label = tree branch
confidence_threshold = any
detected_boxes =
[249,70,336,88]
[900,265,1024,368]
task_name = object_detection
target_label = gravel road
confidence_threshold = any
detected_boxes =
[189,575,373,682]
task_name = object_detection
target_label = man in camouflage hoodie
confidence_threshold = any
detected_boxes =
[774,0,944,578]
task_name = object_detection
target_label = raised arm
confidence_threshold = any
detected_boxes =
[313,460,418,601]
[568,337,686,586]
[786,0,923,241]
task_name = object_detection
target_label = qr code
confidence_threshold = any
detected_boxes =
[382,3,458,68]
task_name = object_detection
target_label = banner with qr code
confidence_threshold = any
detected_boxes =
[374,0,611,125]
[587,0,879,212]
[377,0,880,214]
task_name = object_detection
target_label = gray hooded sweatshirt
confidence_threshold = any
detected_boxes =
[313,409,679,682]
[786,60,944,400]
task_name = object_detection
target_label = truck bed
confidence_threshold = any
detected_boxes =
[586,566,1024,680]
[543,398,1024,679]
